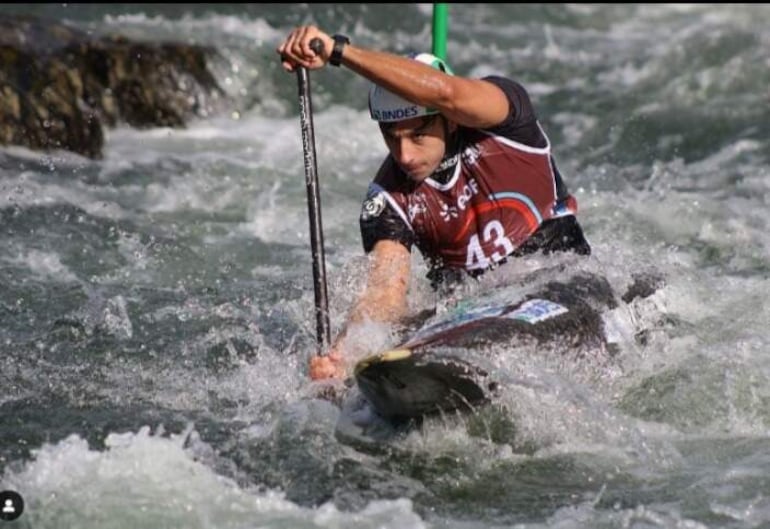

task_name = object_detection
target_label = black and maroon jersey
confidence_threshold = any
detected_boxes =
[359,75,589,277]
[362,126,579,271]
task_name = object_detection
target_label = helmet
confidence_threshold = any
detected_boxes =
[368,52,454,123]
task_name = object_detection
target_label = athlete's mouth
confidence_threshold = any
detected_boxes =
[401,164,426,179]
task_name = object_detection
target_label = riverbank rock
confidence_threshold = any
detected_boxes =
[0,14,226,159]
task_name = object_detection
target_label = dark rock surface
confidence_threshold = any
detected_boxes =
[0,14,226,159]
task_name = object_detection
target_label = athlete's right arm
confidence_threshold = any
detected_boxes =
[276,25,510,130]
[309,239,411,380]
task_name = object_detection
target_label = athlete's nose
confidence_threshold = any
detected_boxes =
[391,138,417,168]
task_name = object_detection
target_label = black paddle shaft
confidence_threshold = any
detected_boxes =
[296,38,331,348]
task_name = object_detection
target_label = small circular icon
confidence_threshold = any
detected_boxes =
[0,490,23,522]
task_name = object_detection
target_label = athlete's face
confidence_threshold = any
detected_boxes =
[380,115,454,183]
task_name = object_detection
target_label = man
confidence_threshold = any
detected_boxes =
[277,26,591,381]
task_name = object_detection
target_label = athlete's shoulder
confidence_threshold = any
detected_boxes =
[477,75,542,145]
[481,75,530,98]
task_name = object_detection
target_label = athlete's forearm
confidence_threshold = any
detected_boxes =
[340,44,506,129]
[276,25,508,129]
[347,276,408,325]
[327,283,406,363]
[331,239,410,352]
[341,45,452,114]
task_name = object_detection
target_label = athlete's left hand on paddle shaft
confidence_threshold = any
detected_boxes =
[309,348,347,380]
[308,348,350,405]
[277,25,334,72]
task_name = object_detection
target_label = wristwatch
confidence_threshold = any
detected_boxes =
[329,34,349,67]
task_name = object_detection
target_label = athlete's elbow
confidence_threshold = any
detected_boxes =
[433,81,459,113]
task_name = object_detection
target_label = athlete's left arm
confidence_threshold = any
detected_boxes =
[347,239,411,326]
[308,239,410,380]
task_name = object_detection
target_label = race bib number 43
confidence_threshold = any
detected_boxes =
[465,219,515,270]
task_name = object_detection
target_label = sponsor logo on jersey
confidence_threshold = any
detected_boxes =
[439,202,459,221]
[405,193,429,222]
[456,178,480,211]
[361,192,387,220]
[461,145,482,167]
[407,201,426,222]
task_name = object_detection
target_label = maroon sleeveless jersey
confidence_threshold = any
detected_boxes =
[370,128,578,272]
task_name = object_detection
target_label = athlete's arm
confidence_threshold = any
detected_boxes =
[309,239,411,380]
[348,239,411,325]
[277,26,510,129]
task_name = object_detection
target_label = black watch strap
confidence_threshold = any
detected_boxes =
[329,34,349,67]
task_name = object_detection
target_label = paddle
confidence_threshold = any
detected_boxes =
[294,5,447,350]
[296,38,331,349]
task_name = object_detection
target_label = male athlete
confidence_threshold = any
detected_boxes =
[278,26,591,380]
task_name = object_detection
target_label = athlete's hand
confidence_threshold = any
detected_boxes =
[277,25,334,72]
[309,347,347,380]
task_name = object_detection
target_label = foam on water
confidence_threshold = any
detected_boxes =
[1,425,428,529]
[2,248,79,284]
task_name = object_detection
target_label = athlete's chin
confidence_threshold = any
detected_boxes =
[406,170,430,183]
[397,162,434,182]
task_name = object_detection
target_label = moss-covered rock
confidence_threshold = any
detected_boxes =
[0,14,225,159]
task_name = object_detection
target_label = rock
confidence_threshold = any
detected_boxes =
[0,14,226,159]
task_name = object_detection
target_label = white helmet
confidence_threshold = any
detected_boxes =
[368,52,454,123]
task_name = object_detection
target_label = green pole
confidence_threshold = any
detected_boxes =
[432,3,448,60]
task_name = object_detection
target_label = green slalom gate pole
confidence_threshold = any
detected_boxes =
[432,3,448,60]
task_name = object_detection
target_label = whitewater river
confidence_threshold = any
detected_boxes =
[1,4,769,528]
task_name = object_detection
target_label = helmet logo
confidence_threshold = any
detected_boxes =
[369,52,453,123]
[371,105,421,122]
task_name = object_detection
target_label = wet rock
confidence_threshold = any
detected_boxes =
[0,14,226,159]
[621,271,666,303]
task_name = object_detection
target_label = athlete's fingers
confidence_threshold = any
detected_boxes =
[277,28,303,72]
[309,351,346,380]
